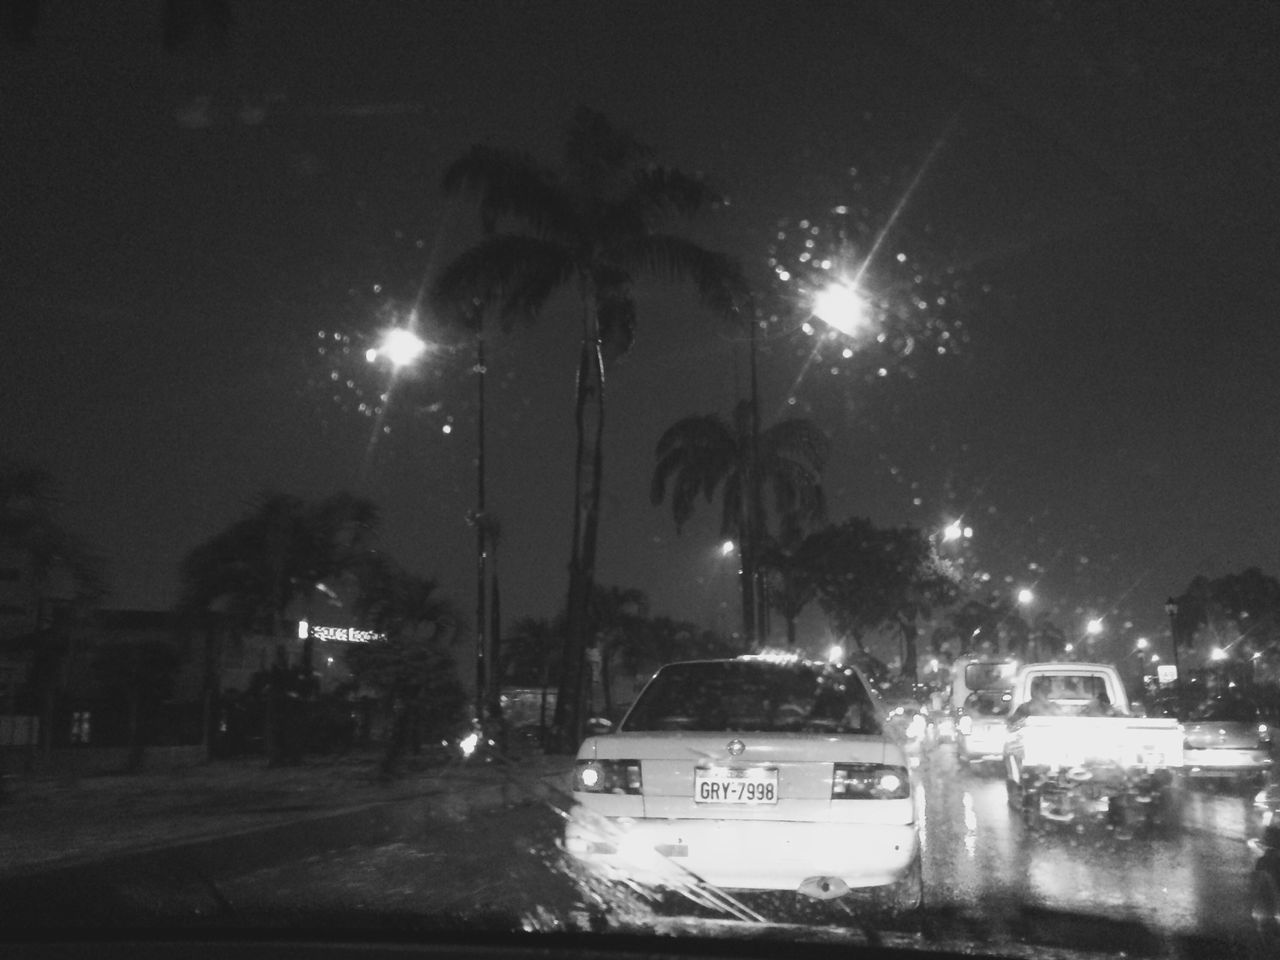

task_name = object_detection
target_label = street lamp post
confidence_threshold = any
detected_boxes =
[473,307,490,742]
[1165,598,1184,712]
[370,319,492,747]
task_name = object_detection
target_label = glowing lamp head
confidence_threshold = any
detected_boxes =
[812,281,871,338]
[377,328,429,369]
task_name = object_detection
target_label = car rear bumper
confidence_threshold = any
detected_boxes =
[564,805,919,892]
[1184,747,1272,775]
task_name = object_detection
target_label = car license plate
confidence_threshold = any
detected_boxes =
[694,767,778,804]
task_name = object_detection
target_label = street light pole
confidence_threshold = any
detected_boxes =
[1165,598,1183,712]
[474,308,489,741]
[748,311,764,649]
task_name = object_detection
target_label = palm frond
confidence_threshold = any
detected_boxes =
[433,234,575,327]
[563,106,653,195]
[651,413,736,532]
[442,145,576,238]
[759,418,831,473]
[625,165,723,220]
[618,233,750,320]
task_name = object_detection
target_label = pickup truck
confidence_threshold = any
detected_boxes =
[1003,662,1184,831]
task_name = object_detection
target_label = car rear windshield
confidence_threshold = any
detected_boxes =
[1190,698,1258,723]
[620,660,882,735]
[966,691,1012,717]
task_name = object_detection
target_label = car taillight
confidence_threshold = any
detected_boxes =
[575,759,642,794]
[831,762,910,800]
[958,715,973,736]
[1260,723,1272,747]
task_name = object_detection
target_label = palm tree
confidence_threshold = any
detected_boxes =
[651,401,828,648]
[177,490,380,763]
[434,107,745,747]
[757,516,819,646]
[349,557,463,776]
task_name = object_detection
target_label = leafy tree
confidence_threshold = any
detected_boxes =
[949,596,1010,656]
[434,107,745,748]
[651,401,828,648]
[1171,567,1280,662]
[757,514,823,646]
[1028,611,1067,661]
[177,490,380,763]
[799,518,958,678]
[349,558,465,777]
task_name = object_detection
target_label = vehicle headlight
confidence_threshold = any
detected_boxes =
[575,759,642,794]
[831,762,911,800]
[906,712,927,740]
[958,715,973,736]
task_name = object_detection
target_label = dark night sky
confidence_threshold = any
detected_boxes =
[3,2,1279,660]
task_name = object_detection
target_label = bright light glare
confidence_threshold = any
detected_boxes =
[377,328,428,368]
[459,730,480,757]
[812,281,871,338]
[827,644,844,664]
[1211,647,1227,661]
[1086,618,1104,636]
[1136,637,1149,650]
[1016,587,1035,606]
[720,539,736,557]
[942,520,964,542]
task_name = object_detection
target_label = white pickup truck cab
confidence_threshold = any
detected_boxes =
[1003,662,1185,831]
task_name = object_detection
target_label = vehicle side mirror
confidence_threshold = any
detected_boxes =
[586,717,614,736]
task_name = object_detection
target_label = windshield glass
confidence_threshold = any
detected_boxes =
[965,690,1011,717]
[965,663,1012,691]
[3,1,1278,956]
[1190,697,1259,724]
[622,661,882,735]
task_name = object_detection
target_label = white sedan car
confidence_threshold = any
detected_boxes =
[564,654,921,917]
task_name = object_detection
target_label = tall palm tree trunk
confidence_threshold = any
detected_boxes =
[555,318,605,749]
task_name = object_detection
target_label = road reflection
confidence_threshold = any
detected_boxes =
[921,748,1257,943]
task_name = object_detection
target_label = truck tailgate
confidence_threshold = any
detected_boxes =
[1015,717,1183,769]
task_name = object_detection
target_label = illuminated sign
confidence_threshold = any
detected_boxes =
[300,622,385,644]
[1157,664,1178,684]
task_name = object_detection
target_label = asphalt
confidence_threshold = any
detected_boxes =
[0,749,578,881]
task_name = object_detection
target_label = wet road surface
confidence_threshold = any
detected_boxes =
[0,746,1264,956]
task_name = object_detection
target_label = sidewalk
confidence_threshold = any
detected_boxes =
[0,750,577,879]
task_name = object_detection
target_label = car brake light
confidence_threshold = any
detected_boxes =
[575,759,642,794]
[831,762,910,800]
[958,715,973,736]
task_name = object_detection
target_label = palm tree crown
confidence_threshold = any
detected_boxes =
[433,107,746,746]
[651,400,828,540]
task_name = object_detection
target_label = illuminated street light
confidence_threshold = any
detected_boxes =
[942,520,971,543]
[1086,618,1104,637]
[720,539,736,558]
[368,326,428,368]
[368,317,492,746]
[1136,637,1149,651]
[1211,647,1228,662]
[811,280,872,338]
[827,644,845,664]
[1016,587,1035,606]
